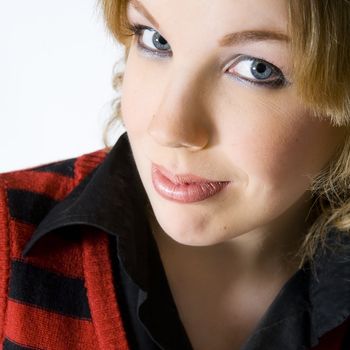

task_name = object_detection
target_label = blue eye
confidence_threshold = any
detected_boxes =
[128,24,172,57]
[128,23,290,88]
[227,56,289,88]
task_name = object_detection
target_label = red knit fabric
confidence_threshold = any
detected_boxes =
[6,300,98,350]
[0,178,10,343]
[0,150,130,349]
[74,150,108,185]
[82,228,130,350]
[3,170,75,201]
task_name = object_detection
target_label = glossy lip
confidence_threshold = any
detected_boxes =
[153,163,223,184]
[151,163,231,203]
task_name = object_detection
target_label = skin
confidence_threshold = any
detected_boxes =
[120,0,346,348]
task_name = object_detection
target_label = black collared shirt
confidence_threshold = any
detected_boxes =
[22,132,350,350]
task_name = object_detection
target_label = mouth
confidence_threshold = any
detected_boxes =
[151,163,231,203]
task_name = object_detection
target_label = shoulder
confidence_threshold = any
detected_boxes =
[0,147,108,191]
[0,147,108,211]
[0,148,108,258]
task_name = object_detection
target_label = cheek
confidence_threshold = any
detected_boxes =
[120,51,161,134]
[219,96,341,194]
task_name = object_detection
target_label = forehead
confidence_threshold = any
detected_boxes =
[127,0,289,34]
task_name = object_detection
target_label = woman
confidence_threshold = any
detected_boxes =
[0,0,349,349]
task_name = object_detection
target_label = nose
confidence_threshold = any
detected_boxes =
[147,75,211,151]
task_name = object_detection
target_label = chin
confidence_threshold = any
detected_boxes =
[151,207,231,247]
[164,229,220,247]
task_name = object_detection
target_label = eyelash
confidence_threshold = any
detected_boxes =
[127,23,290,89]
[128,23,170,57]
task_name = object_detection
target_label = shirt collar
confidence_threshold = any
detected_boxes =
[242,230,350,349]
[21,131,350,349]
[22,131,153,291]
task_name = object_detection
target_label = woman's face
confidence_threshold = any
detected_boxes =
[121,0,345,247]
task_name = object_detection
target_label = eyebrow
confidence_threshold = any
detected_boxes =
[129,0,160,29]
[218,30,289,46]
[128,0,290,46]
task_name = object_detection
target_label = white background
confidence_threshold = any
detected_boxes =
[0,0,126,173]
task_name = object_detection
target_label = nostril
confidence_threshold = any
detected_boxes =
[147,112,210,150]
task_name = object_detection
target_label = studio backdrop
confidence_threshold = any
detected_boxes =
[0,0,125,173]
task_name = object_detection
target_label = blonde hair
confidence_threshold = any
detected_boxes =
[99,0,350,267]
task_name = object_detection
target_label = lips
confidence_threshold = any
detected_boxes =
[151,163,230,203]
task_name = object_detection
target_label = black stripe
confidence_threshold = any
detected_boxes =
[9,260,91,320]
[3,338,42,350]
[32,158,76,178]
[7,189,59,226]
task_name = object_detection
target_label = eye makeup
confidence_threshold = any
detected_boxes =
[127,22,291,89]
